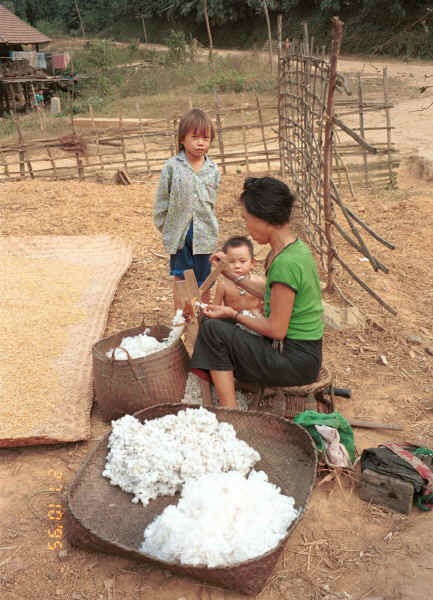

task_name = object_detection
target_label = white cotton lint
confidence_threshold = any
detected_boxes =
[140,470,299,567]
[102,407,261,506]
[105,309,185,359]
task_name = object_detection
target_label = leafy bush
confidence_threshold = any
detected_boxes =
[164,30,188,65]
[118,70,159,97]
[34,19,67,38]
[198,68,276,94]
[198,70,247,93]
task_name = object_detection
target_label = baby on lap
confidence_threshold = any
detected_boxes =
[214,236,263,323]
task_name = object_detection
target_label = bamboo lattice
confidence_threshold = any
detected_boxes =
[278,34,397,314]
[0,98,279,184]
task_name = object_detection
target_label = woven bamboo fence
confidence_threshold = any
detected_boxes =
[0,95,279,183]
[279,18,397,314]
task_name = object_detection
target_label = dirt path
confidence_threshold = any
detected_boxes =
[0,53,432,600]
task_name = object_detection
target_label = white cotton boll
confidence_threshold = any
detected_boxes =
[103,408,261,506]
[106,311,185,359]
[140,470,298,567]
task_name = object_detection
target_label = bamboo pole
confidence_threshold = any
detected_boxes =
[277,51,286,177]
[241,108,249,174]
[90,104,105,175]
[173,118,178,156]
[46,146,58,180]
[382,67,396,188]
[255,94,271,172]
[14,123,25,179]
[140,15,148,44]
[263,0,273,73]
[74,0,86,38]
[118,106,128,170]
[136,102,151,176]
[26,159,34,179]
[323,16,343,293]
[0,151,10,179]
[333,253,397,315]
[203,0,215,72]
[277,14,282,58]
[357,74,369,185]
[303,22,310,55]
[213,90,226,175]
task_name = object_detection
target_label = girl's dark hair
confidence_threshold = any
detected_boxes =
[240,177,295,225]
[178,109,215,152]
[222,236,254,260]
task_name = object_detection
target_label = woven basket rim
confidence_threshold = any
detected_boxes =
[67,404,317,573]
[92,323,184,364]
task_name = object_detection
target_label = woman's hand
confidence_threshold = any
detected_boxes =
[203,303,235,320]
[209,251,231,276]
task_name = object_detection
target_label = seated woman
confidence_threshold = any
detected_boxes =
[190,176,324,409]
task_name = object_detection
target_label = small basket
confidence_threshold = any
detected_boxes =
[92,323,189,421]
[248,366,333,419]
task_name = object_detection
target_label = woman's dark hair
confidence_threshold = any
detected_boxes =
[178,109,215,152]
[240,177,295,225]
[222,236,254,260]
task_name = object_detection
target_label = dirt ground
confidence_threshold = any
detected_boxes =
[1,53,432,600]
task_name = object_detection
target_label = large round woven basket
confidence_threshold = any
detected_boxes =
[92,324,189,421]
[67,404,317,595]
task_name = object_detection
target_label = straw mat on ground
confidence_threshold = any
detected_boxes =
[0,235,132,447]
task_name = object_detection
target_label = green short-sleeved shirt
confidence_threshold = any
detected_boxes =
[264,239,324,340]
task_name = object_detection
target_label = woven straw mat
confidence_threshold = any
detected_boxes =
[0,235,132,447]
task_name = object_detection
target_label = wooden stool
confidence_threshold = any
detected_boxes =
[248,366,333,419]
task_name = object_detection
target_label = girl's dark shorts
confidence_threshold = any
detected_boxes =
[170,222,211,287]
[190,318,322,387]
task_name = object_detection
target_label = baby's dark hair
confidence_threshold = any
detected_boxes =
[178,109,215,152]
[240,177,295,225]
[222,236,254,260]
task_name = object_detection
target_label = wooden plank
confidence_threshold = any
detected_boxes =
[347,419,403,431]
[176,272,200,352]
[199,259,227,297]
[183,269,200,299]
[359,469,413,515]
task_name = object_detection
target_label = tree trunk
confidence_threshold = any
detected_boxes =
[263,0,273,73]
[74,0,85,38]
[141,15,148,44]
[203,0,215,72]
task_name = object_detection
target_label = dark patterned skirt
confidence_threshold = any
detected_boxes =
[190,318,322,387]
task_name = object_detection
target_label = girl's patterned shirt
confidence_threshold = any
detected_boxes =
[154,151,220,255]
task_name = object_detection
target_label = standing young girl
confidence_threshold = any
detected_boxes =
[154,109,220,307]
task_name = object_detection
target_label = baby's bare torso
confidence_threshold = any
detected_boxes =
[219,275,263,313]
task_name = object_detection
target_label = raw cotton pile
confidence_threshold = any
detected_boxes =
[140,470,298,567]
[106,309,185,359]
[103,407,260,506]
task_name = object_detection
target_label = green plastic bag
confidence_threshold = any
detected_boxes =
[293,410,356,463]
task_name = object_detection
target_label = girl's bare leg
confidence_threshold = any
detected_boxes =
[210,369,237,408]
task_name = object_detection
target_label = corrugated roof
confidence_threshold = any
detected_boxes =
[0,4,51,44]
